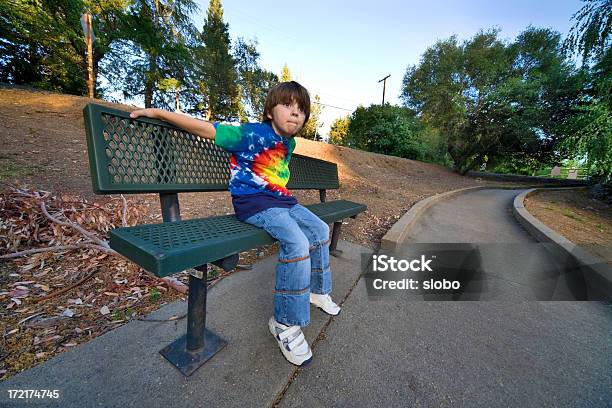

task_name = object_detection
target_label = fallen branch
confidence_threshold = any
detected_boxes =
[1,186,189,296]
[17,312,45,326]
[39,200,109,249]
[137,312,187,322]
[55,200,116,215]
[33,268,101,303]
[3,245,188,298]
[159,276,188,294]
[121,194,128,227]
[0,243,111,260]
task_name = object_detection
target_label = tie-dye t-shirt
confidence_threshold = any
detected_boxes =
[214,121,298,221]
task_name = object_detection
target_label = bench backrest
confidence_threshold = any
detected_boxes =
[83,103,339,194]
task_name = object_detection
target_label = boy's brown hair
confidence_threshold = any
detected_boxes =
[262,81,311,125]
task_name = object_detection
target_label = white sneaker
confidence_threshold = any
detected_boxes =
[268,317,313,366]
[310,293,341,316]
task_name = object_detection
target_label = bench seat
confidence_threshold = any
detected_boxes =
[111,199,367,277]
[83,102,367,375]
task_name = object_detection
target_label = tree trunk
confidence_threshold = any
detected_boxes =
[205,95,213,121]
[92,57,100,99]
[86,14,94,98]
[145,55,156,108]
[145,83,153,108]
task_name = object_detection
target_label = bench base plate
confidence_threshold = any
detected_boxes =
[160,329,228,376]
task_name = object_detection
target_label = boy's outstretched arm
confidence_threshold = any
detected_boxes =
[129,108,216,140]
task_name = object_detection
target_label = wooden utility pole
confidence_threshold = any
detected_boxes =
[378,74,390,105]
[81,13,94,98]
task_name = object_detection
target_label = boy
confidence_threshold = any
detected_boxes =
[130,81,340,366]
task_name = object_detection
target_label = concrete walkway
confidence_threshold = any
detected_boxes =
[403,188,592,301]
[281,189,611,407]
[1,189,610,407]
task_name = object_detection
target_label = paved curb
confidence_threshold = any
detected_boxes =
[467,170,590,186]
[512,188,612,301]
[380,186,489,251]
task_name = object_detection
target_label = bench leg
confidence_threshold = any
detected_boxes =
[159,266,228,376]
[330,221,343,257]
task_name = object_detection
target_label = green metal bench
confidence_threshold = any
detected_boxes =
[82,103,367,376]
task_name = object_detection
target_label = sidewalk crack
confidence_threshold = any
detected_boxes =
[269,247,375,407]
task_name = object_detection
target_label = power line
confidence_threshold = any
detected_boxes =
[101,43,362,113]
[309,89,365,107]
[221,4,305,45]
[100,46,360,113]
[312,101,353,111]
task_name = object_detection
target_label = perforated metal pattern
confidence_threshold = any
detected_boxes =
[129,216,259,251]
[110,200,367,277]
[84,104,233,193]
[84,104,341,194]
[302,200,367,221]
[102,114,231,187]
[287,154,339,189]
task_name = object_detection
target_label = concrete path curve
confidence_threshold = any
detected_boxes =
[401,188,603,301]
[280,189,611,407]
[402,188,584,301]
[405,188,535,243]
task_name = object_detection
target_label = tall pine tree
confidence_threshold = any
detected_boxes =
[194,0,241,121]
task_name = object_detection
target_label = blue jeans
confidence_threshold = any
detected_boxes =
[244,204,332,327]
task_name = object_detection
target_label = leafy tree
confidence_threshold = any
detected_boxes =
[562,0,612,183]
[300,94,322,140]
[564,0,611,63]
[329,115,350,146]
[0,0,83,92]
[280,63,291,82]
[418,125,453,166]
[158,77,182,111]
[498,27,585,168]
[0,0,128,96]
[233,37,278,121]
[81,0,133,97]
[346,104,429,160]
[401,27,583,174]
[562,97,611,182]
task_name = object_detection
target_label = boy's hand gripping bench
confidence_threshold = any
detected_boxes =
[83,103,366,376]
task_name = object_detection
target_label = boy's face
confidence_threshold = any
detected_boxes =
[267,100,306,137]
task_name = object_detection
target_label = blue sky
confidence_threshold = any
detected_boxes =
[191,0,584,134]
